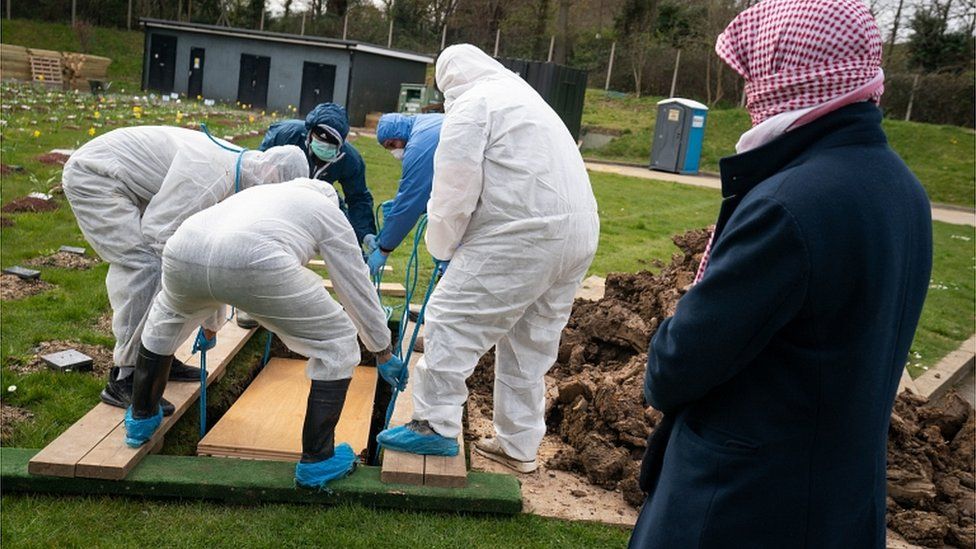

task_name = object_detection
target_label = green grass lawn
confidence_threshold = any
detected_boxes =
[581,89,976,208]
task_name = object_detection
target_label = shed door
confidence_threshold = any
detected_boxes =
[147,34,177,93]
[299,62,337,116]
[650,106,684,172]
[237,54,271,110]
[187,47,205,99]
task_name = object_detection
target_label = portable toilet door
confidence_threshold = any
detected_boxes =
[649,98,709,174]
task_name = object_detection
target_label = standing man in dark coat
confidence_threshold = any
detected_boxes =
[630,1,933,547]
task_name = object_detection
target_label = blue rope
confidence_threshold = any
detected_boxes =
[261,330,273,367]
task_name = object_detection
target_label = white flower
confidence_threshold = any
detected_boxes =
[7,385,16,392]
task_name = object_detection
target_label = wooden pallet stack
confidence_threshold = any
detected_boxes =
[0,44,111,89]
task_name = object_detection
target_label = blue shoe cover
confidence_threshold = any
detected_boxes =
[124,406,163,448]
[294,443,359,489]
[377,423,459,456]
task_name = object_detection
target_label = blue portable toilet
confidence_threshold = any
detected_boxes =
[649,98,709,175]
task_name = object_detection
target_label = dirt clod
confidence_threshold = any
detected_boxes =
[25,251,99,270]
[887,391,975,547]
[35,152,70,165]
[0,273,53,300]
[9,340,114,377]
[1,196,58,213]
[0,403,34,443]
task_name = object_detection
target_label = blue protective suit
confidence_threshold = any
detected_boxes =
[259,104,376,243]
[374,113,443,252]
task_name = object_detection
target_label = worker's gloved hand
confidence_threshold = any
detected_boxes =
[192,328,217,354]
[380,200,395,221]
[367,248,388,278]
[363,233,379,255]
[435,260,450,277]
[377,354,408,392]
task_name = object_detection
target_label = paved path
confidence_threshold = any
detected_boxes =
[584,159,976,227]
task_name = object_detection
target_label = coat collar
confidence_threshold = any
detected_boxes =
[718,102,888,199]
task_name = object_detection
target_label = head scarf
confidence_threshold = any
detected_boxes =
[716,0,884,126]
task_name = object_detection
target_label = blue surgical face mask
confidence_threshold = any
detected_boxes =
[310,139,340,162]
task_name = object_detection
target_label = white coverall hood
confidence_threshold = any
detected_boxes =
[435,44,526,109]
[286,177,341,209]
[240,145,308,188]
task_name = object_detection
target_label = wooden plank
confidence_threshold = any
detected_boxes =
[309,259,391,273]
[379,346,467,488]
[27,324,222,477]
[72,323,255,480]
[323,278,405,297]
[196,359,378,462]
[424,435,467,488]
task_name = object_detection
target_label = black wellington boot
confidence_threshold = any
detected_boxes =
[101,366,176,416]
[131,346,175,420]
[300,378,352,464]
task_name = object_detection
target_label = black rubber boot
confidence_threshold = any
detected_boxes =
[167,358,202,382]
[300,378,352,464]
[131,346,175,420]
[101,367,175,416]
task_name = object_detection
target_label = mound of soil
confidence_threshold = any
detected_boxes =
[0,274,53,300]
[25,251,99,270]
[0,403,34,444]
[9,340,114,377]
[887,391,975,547]
[35,152,70,165]
[467,228,711,506]
[1,196,58,213]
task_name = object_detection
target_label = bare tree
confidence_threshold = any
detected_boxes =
[885,0,905,69]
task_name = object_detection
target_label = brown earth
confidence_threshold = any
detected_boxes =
[887,391,975,547]
[467,228,711,506]
[0,163,12,175]
[25,251,99,270]
[93,311,113,336]
[8,340,114,377]
[0,403,34,444]
[1,216,12,227]
[1,196,58,213]
[0,274,53,300]
[35,152,70,165]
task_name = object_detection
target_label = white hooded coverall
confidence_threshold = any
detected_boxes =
[141,179,391,381]
[413,44,600,461]
[62,126,307,368]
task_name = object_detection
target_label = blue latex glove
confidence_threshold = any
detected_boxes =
[367,248,388,278]
[380,199,395,221]
[435,259,450,277]
[377,353,408,391]
[192,328,216,353]
[363,233,379,254]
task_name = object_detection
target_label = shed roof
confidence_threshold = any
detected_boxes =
[140,18,435,64]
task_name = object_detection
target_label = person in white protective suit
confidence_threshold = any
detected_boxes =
[376,44,600,472]
[124,178,407,488]
[62,126,307,416]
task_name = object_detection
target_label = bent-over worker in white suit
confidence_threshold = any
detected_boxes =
[62,126,306,415]
[377,44,600,473]
[124,179,407,489]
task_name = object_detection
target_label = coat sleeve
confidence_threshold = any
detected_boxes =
[426,97,488,261]
[645,197,810,414]
[377,144,434,251]
[334,147,376,244]
[316,212,391,353]
[141,148,234,255]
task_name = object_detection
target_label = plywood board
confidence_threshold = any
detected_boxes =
[70,323,255,480]
[197,359,377,462]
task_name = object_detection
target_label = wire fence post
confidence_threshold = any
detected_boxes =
[547,35,555,62]
[905,73,920,122]
[669,49,681,98]
[604,41,616,90]
[493,27,500,56]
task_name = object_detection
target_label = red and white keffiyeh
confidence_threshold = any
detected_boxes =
[715,0,884,126]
